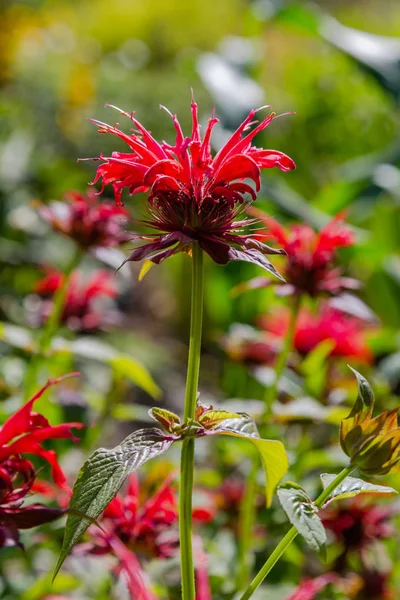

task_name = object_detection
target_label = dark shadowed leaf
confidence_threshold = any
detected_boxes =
[348,367,374,416]
[228,247,285,281]
[277,482,326,554]
[320,474,397,507]
[54,428,176,579]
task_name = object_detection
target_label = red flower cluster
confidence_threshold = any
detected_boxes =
[248,210,358,297]
[89,100,295,270]
[0,376,83,548]
[78,472,214,599]
[86,473,214,560]
[34,269,119,331]
[224,304,372,365]
[261,305,373,363]
[40,190,130,249]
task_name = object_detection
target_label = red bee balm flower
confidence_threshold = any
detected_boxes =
[0,376,83,548]
[34,269,119,331]
[40,190,130,249]
[89,101,295,271]
[247,210,358,297]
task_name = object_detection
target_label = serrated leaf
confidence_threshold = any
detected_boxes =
[277,482,326,554]
[320,474,397,507]
[54,428,176,579]
[209,413,288,506]
[198,409,241,429]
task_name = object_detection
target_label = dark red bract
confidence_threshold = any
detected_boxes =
[248,210,358,296]
[34,269,119,332]
[0,376,83,548]
[89,100,295,272]
[40,190,130,249]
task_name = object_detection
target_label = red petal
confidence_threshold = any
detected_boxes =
[250,148,296,172]
[144,160,186,187]
[0,374,79,447]
[213,155,261,191]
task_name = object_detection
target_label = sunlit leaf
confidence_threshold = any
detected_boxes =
[198,409,241,429]
[139,259,155,281]
[208,413,288,506]
[54,428,176,579]
[277,482,326,554]
[320,474,397,507]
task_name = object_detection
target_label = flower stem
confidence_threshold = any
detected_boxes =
[23,247,82,400]
[263,294,302,421]
[180,244,204,600]
[236,458,258,589]
[239,464,356,600]
[237,296,302,585]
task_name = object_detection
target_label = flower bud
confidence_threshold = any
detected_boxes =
[340,368,400,475]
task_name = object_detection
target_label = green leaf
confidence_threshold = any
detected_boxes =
[0,321,35,352]
[54,428,176,579]
[348,367,374,416]
[320,474,397,507]
[149,407,181,432]
[197,409,241,429]
[277,482,326,554]
[69,337,161,399]
[210,413,288,506]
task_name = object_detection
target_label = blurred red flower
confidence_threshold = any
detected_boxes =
[247,210,358,297]
[34,269,119,331]
[321,498,393,553]
[224,305,373,366]
[286,573,338,600]
[85,473,214,560]
[88,100,295,270]
[40,190,130,249]
[78,472,214,599]
[0,376,83,548]
[261,305,373,363]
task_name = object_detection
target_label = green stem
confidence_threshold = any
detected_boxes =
[239,464,356,600]
[23,247,82,400]
[263,294,302,421]
[236,458,258,589]
[180,244,204,600]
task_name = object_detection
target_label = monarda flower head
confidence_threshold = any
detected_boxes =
[33,269,119,332]
[244,209,358,297]
[40,190,130,250]
[88,99,295,273]
[0,376,83,548]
